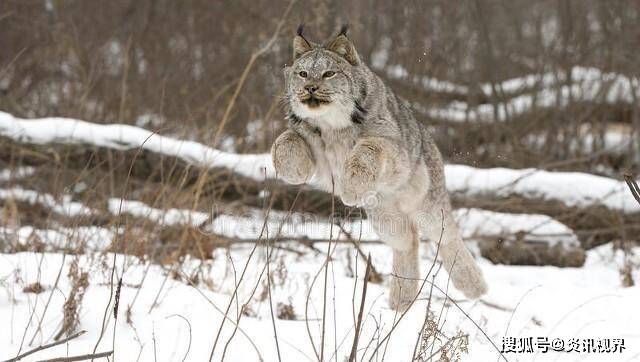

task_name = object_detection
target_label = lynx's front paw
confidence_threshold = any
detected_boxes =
[271,131,314,185]
[341,145,380,206]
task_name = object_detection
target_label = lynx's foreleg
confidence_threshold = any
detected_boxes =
[341,137,410,207]
[271,130,315,185]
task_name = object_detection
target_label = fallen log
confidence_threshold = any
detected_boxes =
[2,129,639,268]
[475,236,586,267]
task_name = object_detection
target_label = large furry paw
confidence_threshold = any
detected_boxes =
[388,274,418,311]
[451,262,488,299]
[340,145,380,206]
[448,254,489,299]
[271,132,314,185]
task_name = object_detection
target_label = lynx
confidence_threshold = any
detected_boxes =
[271,25,488,309]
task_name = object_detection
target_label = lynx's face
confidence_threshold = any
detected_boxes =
[286,50,354,125]
[284,27,363,129]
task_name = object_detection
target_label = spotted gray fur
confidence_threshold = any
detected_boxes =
[272,26,488,309]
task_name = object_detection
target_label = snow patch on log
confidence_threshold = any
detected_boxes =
[447,165,639,213]
[0,111,275,180]
[0,187,93,217]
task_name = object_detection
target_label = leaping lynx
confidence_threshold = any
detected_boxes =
[271,25,488,309]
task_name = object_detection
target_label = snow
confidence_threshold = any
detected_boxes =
[525,123,633,156]
[108,199,209,227]
[1,111,636,215]
[214,206,583,247]
[107,198,579,248]
[0,226,114,251]
[0,187,93,217]
[0,167,36,182]
[0,243,638,361]
[480,66,640,100]
[383,64,469,95]
[427,74,638,123]
[383,65,640,124]
[454,208,578,247]
[381,64,640,102]
[0,111,637,361]
[446,165,640,213]
[0,185,579,254]
[0,111,274,181]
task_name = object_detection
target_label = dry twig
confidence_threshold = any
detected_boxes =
[348,254,372,361]
[624,174,640,206]
[211,0,297,146]
[3,331,86,362]
[36,351,112,362]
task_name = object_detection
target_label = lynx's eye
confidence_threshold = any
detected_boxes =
[298,71,308,78]
[322,71,336,78]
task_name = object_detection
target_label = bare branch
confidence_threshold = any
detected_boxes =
[3,331,86,362]
[348,253,371,361]
[624,174,640,206]
[36,351,112,362]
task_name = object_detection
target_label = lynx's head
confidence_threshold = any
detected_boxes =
[284,25,366,129]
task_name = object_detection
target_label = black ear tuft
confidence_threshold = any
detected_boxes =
[324,25,360,65]
[295,23,312,50]
[339,24,349,37]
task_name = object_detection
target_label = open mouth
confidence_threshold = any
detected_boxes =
[301,96,331,108]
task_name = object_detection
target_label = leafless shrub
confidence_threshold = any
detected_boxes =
[413,311,469,362]
[21,282,44,294]
[54,259,89,341]
[2,1,639,172]
[620,263,634,287]
[276,301,296,320]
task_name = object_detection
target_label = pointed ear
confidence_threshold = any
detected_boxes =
[293,24,312,61]
[293,36,312,60]
[325,29,360,65]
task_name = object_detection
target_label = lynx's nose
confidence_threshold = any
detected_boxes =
[305,84,319,94]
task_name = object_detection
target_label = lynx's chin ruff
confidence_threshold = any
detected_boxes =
[272,25,488,309]
[291,100,354,130]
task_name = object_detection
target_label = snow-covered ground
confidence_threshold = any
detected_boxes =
[0,243,638,361]
[1,111,638,361]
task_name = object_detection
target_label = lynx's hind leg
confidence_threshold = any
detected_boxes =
[369,211,420,310]
[420,206,488,299]
[389,243,420,310]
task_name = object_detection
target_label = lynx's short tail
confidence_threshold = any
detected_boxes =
[424,209,488,299]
